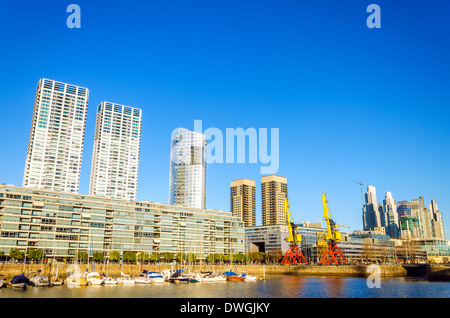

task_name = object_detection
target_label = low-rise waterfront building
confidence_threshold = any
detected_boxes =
[245,225,289,259]
[0,184,245,260]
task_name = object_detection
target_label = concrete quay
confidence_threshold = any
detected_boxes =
[427,265,450,281]
[0,263,410,279]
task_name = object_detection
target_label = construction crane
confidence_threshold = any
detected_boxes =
[353,180,366,230]
[352,180,365,210]
[316,192,349,265]
[281,197,307,265]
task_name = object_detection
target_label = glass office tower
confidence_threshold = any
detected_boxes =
[89,102,142,201]
[168,128,206,209]
[23,78,89,193]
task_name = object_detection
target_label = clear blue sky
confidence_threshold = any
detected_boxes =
[0,1,449,236]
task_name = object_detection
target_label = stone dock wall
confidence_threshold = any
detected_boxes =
[427,265,450,281]
[0,263,407,279]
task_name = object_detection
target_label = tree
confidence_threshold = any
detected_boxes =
[76,250,89,262]
[162,252,174,263]
[9,248,24,262]
[149,252,161,263]
[123,251,136,264]
[109,250,121,263]
[141,252,150,264]
[28,249,43,262]
[93,251,104,262]
[186,253,197,264]
[175,253,187,263]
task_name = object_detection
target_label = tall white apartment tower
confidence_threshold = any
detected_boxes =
[363,185,383,231]
[89,102,142,201]
[383,192,399,238]
[23,78,89,193]
[168,128,206,209]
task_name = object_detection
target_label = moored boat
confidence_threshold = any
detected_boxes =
[30,274,50,287]
[118,272,135,285]
[86,272,104,285]
[103,277,118,285]
[0,275,6,288]
[65,272,88,287]
[147,271,165,283]
[135,272,152,284]
[226,275,246,282]
[169,270,189,284]
[10,273,29,289]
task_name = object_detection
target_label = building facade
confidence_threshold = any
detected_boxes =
[363,185,383,231]
[168,128,207,209]
[230,179,256,227]
[383,192,399,238]
[429,200,445,240]
[410,197,432,239]
[23,78,89,193]
[261,175,288,226]
[0,184,244,259]
[89,102,142,201]
[245,225,289,258]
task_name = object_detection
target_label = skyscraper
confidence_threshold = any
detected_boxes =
[410,197,432,239]
[23,78,89,193]
[383,192,399,238]
[261,175,288,226]
[429,200,445,240]
[363,185,383,231]
[168,128,206,209]
[89,102,142,201]
[230,179,256,227]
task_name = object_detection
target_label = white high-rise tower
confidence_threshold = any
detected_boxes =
[168,128,206,209]
[23,78,89,193]
[89,102,142,201]
[383,192,399,238]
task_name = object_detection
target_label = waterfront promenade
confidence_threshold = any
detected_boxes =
[0,263,412,280]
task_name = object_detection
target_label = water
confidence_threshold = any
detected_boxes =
[1,276,450,298]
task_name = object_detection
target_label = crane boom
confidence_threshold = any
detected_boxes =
[284,197,301,244]
[317,192,348,265]
[280,197,307,265]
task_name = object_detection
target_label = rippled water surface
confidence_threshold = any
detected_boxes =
[1,276,450,298]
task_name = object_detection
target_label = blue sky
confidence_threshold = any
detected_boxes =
[0,1,449,236]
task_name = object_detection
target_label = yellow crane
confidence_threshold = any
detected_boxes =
[281,197,307,265]
[316,192,349,265]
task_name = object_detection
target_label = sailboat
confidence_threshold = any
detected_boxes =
[65,249,88,287]
[10,273,29,289]
[30,269,50,287]
[51,263,63,286]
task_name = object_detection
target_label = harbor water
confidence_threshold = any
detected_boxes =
[1,276,450,298]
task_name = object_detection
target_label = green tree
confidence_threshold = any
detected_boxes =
[149,252,161,263]
[9,248,24,262]
[123,251,136,264]
[141,252,150,264]
[76,250,89,262]
[93,251,104,262]
[186,253,197,263]
[162,252,174,263]
[28,249,43,262]
[234,253,246,264]
[109,250,121,263]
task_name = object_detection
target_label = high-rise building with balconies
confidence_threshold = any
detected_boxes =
[89,102,142,201]
[23,78,89,193]
[168,128,206,209]
[230,178,256,227]
[261,175,287,226]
